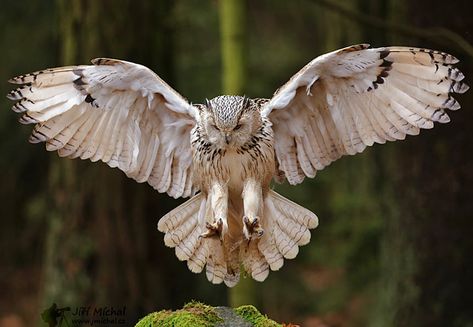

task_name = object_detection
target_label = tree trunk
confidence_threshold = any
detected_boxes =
[384,1,473,325]
[41,0,89,309]
[219,0,255,307]
[220,0,247,95]
[40,1,178,320]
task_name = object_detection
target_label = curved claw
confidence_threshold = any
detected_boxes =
[243,216,264,240]
[199,218,225,240]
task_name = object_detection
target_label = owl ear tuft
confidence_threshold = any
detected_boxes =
[205,98,212,109]
[241,95,252,112]
[242,95,249,107]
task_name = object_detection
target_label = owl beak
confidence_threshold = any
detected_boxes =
[225,134,231,145]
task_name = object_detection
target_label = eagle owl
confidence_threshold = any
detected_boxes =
[8,44,468,286]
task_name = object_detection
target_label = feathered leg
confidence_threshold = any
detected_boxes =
[242,179,264,240]
[200,182,228,240]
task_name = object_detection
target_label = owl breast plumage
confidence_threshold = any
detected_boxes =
[8,44,468,286]
[190,96,275,194]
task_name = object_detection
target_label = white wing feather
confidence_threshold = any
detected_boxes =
[263,44,469,184]
[8,58,198,198]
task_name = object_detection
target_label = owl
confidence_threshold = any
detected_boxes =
[8,44,468,286]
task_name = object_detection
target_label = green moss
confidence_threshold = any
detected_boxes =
[135,301,223,327]
[182,301,223,326]
[135,311,171,327]
[234,305,281,327]
[135,302,283,327]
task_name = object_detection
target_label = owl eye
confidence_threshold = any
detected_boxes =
[234,124,242,130]
[210,123,219,130]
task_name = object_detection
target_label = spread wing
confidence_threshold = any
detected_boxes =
[8,58,199,198]
[262,44,469,185]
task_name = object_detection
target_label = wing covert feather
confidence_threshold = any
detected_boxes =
[9,59,198,198]
[264,45,468,184]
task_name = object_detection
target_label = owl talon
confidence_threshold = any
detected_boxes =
[200,218,225,240]
[243,216,264,240]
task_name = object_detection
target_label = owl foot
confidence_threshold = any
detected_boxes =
[200,218,225,240]
[243,216,264,240]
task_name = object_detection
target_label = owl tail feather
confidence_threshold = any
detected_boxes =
[158,193,208,271]
[157,190,319,286]
[157,193,240,287]
[255,190,319,275]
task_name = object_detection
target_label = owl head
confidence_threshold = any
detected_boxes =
[199,95,262,149]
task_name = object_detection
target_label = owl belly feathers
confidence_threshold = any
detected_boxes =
[221,150,255,192]
[195,145,275,193]
[190,120,275,234]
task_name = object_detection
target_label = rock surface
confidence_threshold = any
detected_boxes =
[214,307,252,327]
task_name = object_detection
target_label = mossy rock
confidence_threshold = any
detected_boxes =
[233,305,281,327]
[135,301,282,327]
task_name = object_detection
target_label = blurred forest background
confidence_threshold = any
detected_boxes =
[1,1,472,326]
